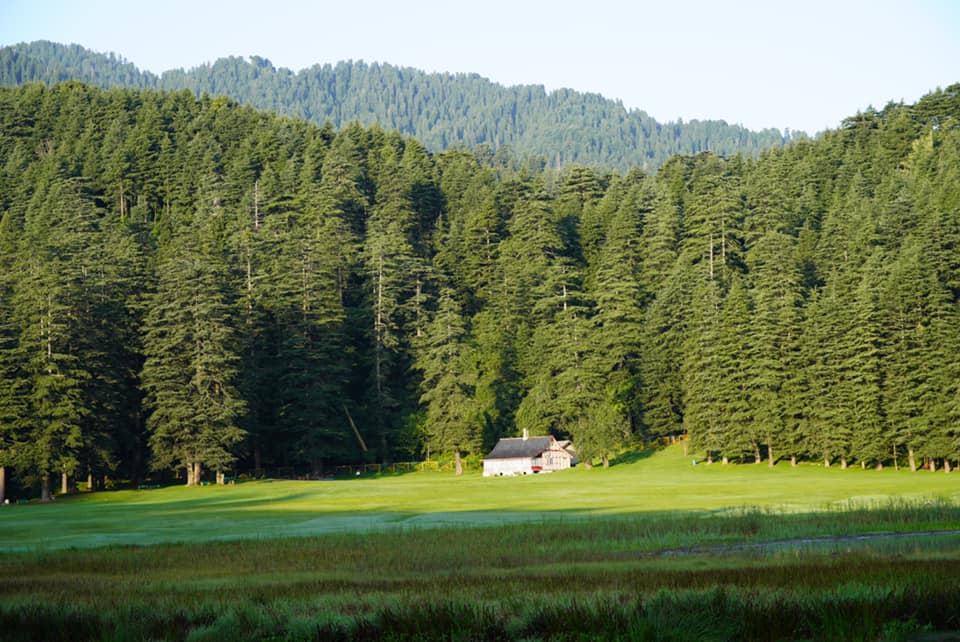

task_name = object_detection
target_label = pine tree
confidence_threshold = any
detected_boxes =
[844,251,887,467]
[417,288,480,474]
[0,209,28,502]
[798,289,838,466]
[745,231,804,466]
[587,187,651,444]
[363,157,427,461]
[640,261,691,437]
[13,173,100,500]
[682,169,745,287]
[681,277,725,461]
[882,238,954,471]
[467,308,522,451]
[271,207,354,472]
[141,180,246,485]
[716,275,754,462]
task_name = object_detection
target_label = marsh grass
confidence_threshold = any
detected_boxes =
[3,501,960,640]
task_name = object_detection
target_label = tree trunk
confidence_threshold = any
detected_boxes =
[840,456,848,470]
[41,472,52,503]
[928,459,936,472]
[944,460,952,473]
[216,471,225,485]
[454,449,463,476]
[768,442,775,468]
[824,452,830,467]
[908,448,916,472]
[791,455,797,468]
[87,470,94,492]
[721,456,729,465]
[61,471,68,495]
[876,462,883,471]
[754,443,761,464]
[415,277,423,338]
[194,461,202,485]
[602,454,610,468]
[708,232,715,280]
[0,466,5,504]
[374,255,387,462]
[253,180,261,230]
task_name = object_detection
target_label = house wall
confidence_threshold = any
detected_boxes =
[539,447,572,471]
[482,457,533,477]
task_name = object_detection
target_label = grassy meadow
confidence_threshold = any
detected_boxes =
[3,446,960,640]
[3,445,959,550]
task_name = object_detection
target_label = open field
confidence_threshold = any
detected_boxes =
[3,446,960,640]
[2,445,959,550]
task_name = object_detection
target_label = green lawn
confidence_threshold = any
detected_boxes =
[2,445,958,550]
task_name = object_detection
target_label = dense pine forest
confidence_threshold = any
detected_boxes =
[1,80,959,502]
[0,41,799,172]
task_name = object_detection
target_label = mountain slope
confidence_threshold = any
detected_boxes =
[0,40,798,171]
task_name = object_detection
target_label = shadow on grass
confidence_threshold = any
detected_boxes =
[611,445,664,466]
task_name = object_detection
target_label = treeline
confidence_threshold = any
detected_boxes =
[1,81,960,502]
[0,41,799,172]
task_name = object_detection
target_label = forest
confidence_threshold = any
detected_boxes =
[0,41,799,172]
[0,80,959,502]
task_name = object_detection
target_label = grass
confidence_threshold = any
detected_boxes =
[2,518,959,640]
[3,445,960,640]
[2,445,958,550]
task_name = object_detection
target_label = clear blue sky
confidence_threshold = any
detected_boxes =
[1,0,958,134]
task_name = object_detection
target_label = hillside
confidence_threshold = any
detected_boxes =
[0,40,798,171]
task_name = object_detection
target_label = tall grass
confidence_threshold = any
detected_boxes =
[3,501,960,640]
[3,582,958,640]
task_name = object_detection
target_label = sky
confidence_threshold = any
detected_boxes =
[1,0,958,135]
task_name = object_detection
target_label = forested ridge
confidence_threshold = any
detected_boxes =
[0,41,800,172]
[1,80,959,502]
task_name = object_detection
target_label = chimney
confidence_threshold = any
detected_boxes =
[522,429,528,441]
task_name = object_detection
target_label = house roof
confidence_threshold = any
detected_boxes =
[484,436,555,460]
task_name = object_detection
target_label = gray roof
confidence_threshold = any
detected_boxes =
[484,436,554,460]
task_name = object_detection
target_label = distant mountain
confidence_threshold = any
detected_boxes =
[0,40,801,171]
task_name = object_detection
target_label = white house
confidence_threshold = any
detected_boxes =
[482,431,576,476]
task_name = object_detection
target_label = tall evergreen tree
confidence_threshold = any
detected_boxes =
[363,145,428,461]
[745,231,804,466]
[681,277,725,462]
[0,209,27,502]
[417,287,480,474]
[13,173,101,500]
[140,180,246,485]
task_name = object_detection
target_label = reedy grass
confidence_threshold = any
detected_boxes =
[2,504,960,640]
[3,576,959,640]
